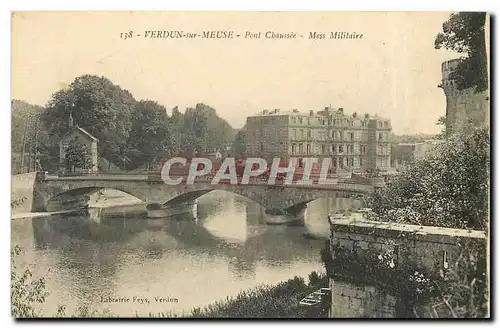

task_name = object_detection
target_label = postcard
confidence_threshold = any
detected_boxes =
[11,11,490,319]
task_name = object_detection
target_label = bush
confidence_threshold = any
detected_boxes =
[11,245,48,318]
[367,125,489,230]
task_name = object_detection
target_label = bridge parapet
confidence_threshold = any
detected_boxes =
[44,173,376,192]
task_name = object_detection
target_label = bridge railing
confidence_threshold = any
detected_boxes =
[45,172,374,193]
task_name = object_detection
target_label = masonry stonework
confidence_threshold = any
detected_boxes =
[440,59,490,136]
[327,213,487,318]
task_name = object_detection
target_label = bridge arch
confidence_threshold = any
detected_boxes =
[161,188,269,209]
[45,186,146,212]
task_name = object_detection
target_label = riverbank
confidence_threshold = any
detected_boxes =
[49,272,329,318]
[11,209,86,220]
[173,272,329,318]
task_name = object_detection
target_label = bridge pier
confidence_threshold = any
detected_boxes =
[146,201,197,219]
[264,203,307,226]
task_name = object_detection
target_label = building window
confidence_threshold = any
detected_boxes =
[292,129,297,140]
[307,130,311,139]
[379,132,383,140]
[298,117,303,124]
[300,130,305,139]
[360,158,363,166]
[350,132,355,140]
[332,131,337,140]
[260,144,264,152]
[306,144,310,154]
[291,144,296,154]
[339,145,343,153]
[331,144,335,153]
[384,121,388,128]
[332,158,337,167]
[322,144,326,154]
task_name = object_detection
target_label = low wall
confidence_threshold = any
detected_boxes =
[327,213,487,318]
[11,172,37,214]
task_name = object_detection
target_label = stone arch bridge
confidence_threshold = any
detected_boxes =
[31,172,376,215]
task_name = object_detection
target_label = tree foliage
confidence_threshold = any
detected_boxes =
[128,100,172,167]
[232,127,247,157]
[64,137,92,171]
[436,116,447,139]
[367,125,489,230]
[11,100,49,173]
[40,75,135,167]
[36,75,235,171]
[177,103,234,156]
[435,12,488,92]
[11,245,48,318]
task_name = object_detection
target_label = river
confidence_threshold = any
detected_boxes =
[11,191,362,317]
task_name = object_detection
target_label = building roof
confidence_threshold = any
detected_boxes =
[248,107,390,121]
[62,126,98,141]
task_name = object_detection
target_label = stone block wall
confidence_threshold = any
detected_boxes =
[329,279,397,318]
[327,214,487,318]
[11,172,38,214]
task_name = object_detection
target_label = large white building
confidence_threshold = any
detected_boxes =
[245,106,392,172]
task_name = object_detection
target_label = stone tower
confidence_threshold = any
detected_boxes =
[440,59,490,136]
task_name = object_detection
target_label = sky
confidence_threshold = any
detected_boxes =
[11,11,460,135]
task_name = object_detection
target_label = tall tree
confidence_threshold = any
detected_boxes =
[11,100,46,173]
[128,100,173,168]
[232,127,247,157]
[435,12,488,92]
[41,75,136,167]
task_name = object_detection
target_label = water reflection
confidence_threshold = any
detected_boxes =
[16,191,361,316]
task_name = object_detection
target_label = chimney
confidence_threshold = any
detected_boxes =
[338,108,344,113]
[262,110,269,114]
[364,113,370,119]
[309,110,314,116]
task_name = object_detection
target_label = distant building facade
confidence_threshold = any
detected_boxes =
[59,126,98,173]
[390,140,443,170]
[245,107,392,172]
[440,59,489,136]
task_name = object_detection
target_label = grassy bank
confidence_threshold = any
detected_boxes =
[151,272,329,318]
